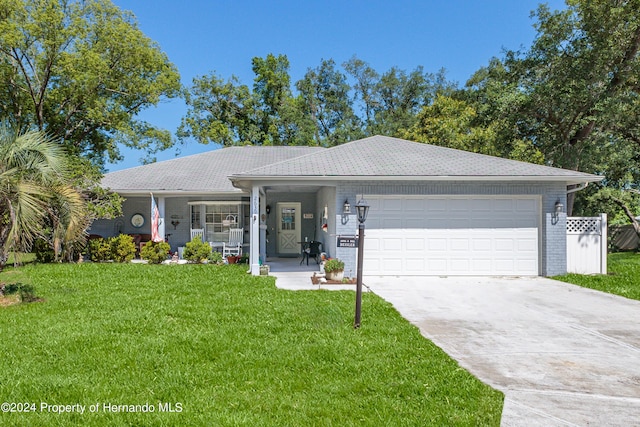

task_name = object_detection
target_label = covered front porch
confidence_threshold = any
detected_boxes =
[244,183,342,275]
[89,194,252,255]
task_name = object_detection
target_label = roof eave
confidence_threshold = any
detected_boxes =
[103,189,246,197]
[229,174,603,184]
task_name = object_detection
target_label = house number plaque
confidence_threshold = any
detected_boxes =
[337,235,358,248]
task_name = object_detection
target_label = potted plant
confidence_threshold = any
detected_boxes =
[324,258,345,281]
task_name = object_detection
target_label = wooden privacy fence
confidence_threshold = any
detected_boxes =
[566,214,607,275]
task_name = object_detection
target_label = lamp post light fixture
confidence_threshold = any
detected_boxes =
[354,197,370,329]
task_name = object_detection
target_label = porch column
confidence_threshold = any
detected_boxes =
[158,196,166,241]
[259,194,267,266]
[250,185,261,275]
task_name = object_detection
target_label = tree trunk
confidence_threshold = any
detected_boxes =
[611,197,640,240]
[566,190,576,216]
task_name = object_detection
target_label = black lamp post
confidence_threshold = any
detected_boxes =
[354,197,369,329]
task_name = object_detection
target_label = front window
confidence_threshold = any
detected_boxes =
[205,204,241,242]
[190,203,244,243]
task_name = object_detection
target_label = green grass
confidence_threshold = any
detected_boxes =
[0,263,502,426]
[555,252,640,301]
[5,252,36,266]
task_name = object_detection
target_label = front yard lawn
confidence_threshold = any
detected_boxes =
[555,252,640,301]
[0,263,502,426]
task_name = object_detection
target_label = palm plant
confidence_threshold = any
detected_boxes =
[0,125,86,269]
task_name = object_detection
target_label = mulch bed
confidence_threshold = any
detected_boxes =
[310,276,356,285]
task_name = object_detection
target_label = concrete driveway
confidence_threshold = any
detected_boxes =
[365,276,640,426]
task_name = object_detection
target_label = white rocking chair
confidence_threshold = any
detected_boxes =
[223,228,243,257]
[190,228,205,241]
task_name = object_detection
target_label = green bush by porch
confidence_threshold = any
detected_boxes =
[0,263,502,426]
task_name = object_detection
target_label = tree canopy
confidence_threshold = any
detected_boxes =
[179,54,454,147]
[462,0,640,218]
[0,0,181,167]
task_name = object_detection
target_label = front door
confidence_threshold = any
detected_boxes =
[277,202,301,255]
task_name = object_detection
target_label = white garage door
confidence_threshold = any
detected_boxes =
[364,196,539,276]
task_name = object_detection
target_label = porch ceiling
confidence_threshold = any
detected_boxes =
[264,185,324,193]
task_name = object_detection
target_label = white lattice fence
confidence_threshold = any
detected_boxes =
[566,214,607,274]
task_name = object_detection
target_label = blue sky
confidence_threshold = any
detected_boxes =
[107,0,567,172]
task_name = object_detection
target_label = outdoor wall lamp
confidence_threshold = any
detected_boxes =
[552,200,564,224]
[266,205,271,215]
[343,199,351,214]
[171,220,180,229]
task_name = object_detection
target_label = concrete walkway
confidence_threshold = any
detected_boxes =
[268,257,366,292]
[365,276,640,426]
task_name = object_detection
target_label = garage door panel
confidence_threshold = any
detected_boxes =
[450,238,470,251]
[405,238,425,251]
[494,259,515,273]
[495,238,515,251]
[471,259,493,272]
[406,258,426,272]
[449,259,471,273]
[383,258,403,273]
[517,237,538,251]
[382,238,403,251]
[428,238,447,251]
[472,238,492,251]
[364,196,539,276]
[364,238,380,251]
[427,258,448,273]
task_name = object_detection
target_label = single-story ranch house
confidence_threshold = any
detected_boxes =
[90,135,602,277]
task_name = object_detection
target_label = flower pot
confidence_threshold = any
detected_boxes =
[325,270,344,281]
[226,256,238,264]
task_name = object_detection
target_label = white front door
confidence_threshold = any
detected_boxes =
[277,202,301,255]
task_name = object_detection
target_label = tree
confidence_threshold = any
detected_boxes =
[0,125,85,269]
[178,74,259,146]
[404,94,500,155]
[406,93,544,163]
[343,56,379,132]
[296,59,362,146]
[467,0,640,219]
[0,0,181,167]
[179,54,308,146]
[181,54,457,147]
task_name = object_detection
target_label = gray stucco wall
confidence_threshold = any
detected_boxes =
[315,186,336,258]
[334,180,568,277]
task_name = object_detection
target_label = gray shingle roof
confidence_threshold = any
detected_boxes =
[101,146,324,193]
[103,136,602,193]
[231,135,602,183]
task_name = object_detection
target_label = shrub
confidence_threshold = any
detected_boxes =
[324,258,345,273]
[1,282,38,302]
[109,234,137,263]
[33,238,55,263]
[183,237,211,263]
[88,238,112,262]
[140,241,171,264]
[208,251,224,265]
